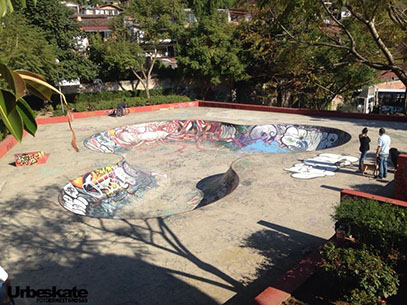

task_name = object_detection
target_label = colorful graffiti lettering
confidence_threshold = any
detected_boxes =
[59,161,156,218]
[83,120,351,154]
[14,151,49,167]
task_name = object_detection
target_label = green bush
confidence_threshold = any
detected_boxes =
[333,198,407,255]
[51,94,190,115]
[74,89,168,104]
[320,242,399,305]
[135,89,164,98]
[75,91,132,104]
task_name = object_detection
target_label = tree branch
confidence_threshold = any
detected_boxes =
[320,0,356,50]
[131,69,147,91]
[279,23,393,70]
[388,2,407,30]
[147,48,158,77]
[346,5,396,66]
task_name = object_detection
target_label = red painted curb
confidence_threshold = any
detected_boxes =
[252,287,290,305]
[395,154,407,201]
[0,131,28,159]
[36,116,70,124]
[0,135,19,159]
[341,189,407,207]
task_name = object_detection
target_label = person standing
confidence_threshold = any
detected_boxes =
[376,128,391,179]
[358,127,370,171]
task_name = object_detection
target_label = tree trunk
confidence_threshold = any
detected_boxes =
[131,69,149,99]
[145,51,158,101]
[145,75,150,100]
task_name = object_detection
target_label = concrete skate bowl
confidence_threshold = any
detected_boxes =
[59,120,351,219]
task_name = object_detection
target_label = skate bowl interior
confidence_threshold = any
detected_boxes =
[59,120,351,219]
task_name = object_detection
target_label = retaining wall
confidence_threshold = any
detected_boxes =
[395,154,407,201]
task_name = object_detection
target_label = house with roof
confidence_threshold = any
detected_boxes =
[78,4,123,42]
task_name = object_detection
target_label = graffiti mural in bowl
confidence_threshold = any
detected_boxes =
[59,120,351,219]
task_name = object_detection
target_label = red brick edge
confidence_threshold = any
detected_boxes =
[0,134,20,159]
[340,189,407,207]
[251,238,331,305]
[198,101,407,122]
[395,155,407,201]
[0,131,28,159]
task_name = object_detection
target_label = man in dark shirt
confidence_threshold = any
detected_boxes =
[358,127,371,171]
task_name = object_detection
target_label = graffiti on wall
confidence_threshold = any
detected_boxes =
[59,161,157,218]
[284,153,358,179]
[83,120,351,154]
[14,151,49,167]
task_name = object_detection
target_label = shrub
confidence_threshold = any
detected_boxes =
[75,91,132,104]
[47,91,190,116]
[135,89,164,98]
[320,242,399,305]
[333,198,407,255]
[53,94,190,114]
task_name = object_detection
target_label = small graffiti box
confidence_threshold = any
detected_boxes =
[14,151,49,167]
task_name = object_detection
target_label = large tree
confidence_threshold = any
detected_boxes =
[106,0,186,98]
[89,34,144,85]
[0,0,78,150]
[0,13,57,81]
[240,2,378,109]
[19,0,97,83]
[176,12,247,99]
[257,0,407,112]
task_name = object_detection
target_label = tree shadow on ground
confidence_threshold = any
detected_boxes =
[9,254,218,305]
[224,221,326,305]
[0,184,243,305]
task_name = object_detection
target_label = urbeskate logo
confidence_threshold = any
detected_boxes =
[8,286,88,303]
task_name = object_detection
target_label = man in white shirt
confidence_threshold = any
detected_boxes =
[376,128,391,179]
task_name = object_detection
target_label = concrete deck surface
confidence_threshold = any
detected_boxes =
[0,106,406,305]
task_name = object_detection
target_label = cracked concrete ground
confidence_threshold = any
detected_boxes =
[0,107,406,305]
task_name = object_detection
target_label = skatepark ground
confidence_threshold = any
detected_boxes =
[0,106,406,305]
